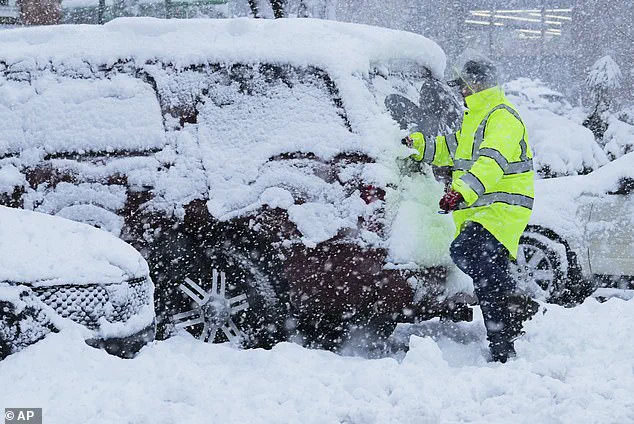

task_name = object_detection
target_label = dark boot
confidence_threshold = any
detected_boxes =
[489,339,516,363]
[488,295,538,363]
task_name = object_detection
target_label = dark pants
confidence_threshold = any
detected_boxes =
[450,222,516,348]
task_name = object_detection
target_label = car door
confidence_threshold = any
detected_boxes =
[587,177,634,276]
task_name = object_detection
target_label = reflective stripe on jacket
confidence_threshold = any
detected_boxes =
[409,86,534,258]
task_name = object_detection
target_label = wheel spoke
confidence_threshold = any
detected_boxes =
[516,246,527,266]
[211,269,219,296]
[179,283,202,303]
[222,319,243,345]
[200,322,210,341]
[184,277,208,298]
[229,293,249,313]
[528,250,546,268]
[180,278,210,305]
[207,327,218,344]
[173,316,204,329]
[220,271,226,298]
[172,309,199,322]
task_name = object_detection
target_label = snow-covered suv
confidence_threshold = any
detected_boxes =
[0,18,462,350]
[0,206,154,359]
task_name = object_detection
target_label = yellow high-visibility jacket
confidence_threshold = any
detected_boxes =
[409,86,534,258]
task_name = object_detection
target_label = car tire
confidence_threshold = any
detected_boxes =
[149,230,288,349]
[510,231,590,305]
[0,287,57,360]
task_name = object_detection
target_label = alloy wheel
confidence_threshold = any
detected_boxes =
[512,244,557,295]
[171,270,250,345]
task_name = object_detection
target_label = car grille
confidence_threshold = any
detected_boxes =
[32,277,153,330]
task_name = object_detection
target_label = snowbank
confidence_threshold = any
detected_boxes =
[504,77,572,116]
[0,206,148,286]
[521,107,607,176]
[1,297,633,423]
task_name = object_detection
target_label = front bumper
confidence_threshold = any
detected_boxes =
[1,277,156,359]
[86,321,156,358]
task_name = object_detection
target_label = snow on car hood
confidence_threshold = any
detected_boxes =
[531,151,634,243]
[0,17,445,79]
[0,206,149,286]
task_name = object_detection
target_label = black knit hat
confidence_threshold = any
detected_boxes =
[447,60,498,88]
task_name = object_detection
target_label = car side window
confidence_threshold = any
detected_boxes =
[0,69,165,158]
[143,63,359,217]
[144,63,351,133]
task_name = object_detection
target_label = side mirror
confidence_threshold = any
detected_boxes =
[609,177,634,195]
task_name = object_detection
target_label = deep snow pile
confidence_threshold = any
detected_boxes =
[1,297,633,423]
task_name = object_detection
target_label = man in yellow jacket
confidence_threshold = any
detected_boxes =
[403,60,537,363]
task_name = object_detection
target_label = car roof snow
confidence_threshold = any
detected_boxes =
[0,17,445,79]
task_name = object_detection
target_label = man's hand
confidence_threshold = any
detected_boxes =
[439,190,464,212]
[401,135,414,148]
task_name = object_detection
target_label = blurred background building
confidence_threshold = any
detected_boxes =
[336,0,633,103]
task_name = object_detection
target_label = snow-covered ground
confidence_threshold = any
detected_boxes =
[2,296,633,423]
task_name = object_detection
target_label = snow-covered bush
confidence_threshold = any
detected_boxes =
[603,114,634,160]
[240,0,336,19]
[583,55,622,141]
[618,105,634,126]
[585,55,622,111]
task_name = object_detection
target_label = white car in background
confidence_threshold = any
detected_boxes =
[511,152,634,304]
[0,206,155,359]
